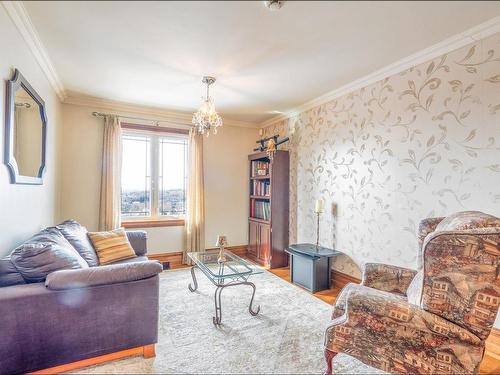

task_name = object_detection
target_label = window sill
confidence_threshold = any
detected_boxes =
[122,219,185,228]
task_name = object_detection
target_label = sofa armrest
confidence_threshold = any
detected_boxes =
[361,263,417,296]
[126,230,147,256]
[45,260,162,290]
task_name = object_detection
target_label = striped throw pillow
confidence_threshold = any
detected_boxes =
[87,228,136,265]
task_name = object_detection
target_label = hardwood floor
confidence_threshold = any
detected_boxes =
[268,267,500,374]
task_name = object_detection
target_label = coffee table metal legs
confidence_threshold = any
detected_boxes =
[188,266,198,292]
[188,265,260,326]
[246,281,261,317]
[213,286,223,325]
[212,281,261,326]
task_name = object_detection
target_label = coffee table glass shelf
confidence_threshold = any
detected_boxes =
[187,250,263,325]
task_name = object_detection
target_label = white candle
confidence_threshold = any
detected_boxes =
[315,199,324,213]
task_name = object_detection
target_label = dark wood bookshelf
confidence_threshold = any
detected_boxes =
[247,150,289,269]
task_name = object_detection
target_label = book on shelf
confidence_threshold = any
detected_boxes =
[251,200,270,221]
[252,180,270,197]
[251,160,270,177]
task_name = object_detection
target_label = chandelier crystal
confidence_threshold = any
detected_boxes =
[192,76,223,136]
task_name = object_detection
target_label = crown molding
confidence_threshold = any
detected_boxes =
[260,15,500,128]
[63,92,259,129]
[2,1,66,101]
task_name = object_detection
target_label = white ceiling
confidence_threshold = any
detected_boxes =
[23,1,500,124]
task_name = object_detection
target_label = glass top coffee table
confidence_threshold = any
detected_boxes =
[187,250,263,325]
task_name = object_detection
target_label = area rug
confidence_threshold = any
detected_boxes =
[72,268,383,374]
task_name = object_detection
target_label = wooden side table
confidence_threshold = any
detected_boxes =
[285,243,343,293]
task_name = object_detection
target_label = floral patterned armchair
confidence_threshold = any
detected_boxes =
[324,211,500,374]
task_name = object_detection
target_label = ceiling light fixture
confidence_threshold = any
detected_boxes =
[192,76,223,136]
[264,0,285,10]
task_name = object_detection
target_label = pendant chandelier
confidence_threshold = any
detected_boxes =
[192,76,223,136]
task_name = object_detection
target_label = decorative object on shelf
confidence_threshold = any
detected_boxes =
[315,199,324,247]
[254,134,289,153]
[264,0,286,11]
[215,235,228,263]
[192,76,222,136]
[266,138,277,160]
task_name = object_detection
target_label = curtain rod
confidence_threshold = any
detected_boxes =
[91,111,194,128]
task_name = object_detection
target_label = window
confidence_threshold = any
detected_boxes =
[121,128,188,225]
[121,134,151,217]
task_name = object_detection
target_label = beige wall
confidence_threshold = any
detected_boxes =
[0,6,63,257]
[59,104,102,230]
[59,103,257,254]
[204,125,257,249]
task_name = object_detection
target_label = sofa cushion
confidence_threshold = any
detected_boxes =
[10,227,88,283]
[56,220,99,266]
[0,257,26,287]
[87,228,137,265]
[435,211,500,232]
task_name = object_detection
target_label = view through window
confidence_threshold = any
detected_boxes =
[121,130,188,220]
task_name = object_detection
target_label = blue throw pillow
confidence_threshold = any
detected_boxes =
[0,257,26,287]
[10,227,88,283]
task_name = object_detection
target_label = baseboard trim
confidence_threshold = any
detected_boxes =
[148,245,248,268]
[29,344,155,374]
[330,269,361,289]
[148,251,184,268]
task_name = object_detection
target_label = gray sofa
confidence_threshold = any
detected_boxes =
[0,220,163,375]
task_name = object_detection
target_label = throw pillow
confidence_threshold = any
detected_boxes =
[0,257,26,287]
[10,227,88,283]
[87,228,136,265]
[56,219,99,267]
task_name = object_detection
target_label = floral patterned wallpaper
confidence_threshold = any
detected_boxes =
[263,33,500,278]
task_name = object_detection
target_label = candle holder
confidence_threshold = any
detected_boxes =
[315,211,322,247]
[215,235,228,263]
[314,199,324,248]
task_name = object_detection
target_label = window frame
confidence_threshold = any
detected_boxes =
[120,123,189,228]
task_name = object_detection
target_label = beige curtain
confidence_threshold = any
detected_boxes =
[98,115,122,231]
[184,128,205,264]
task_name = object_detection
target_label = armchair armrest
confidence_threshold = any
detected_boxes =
[361,263,417,296]
[45,260,162,290]
[126,230,147,256]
